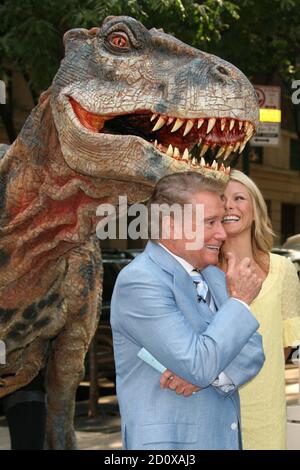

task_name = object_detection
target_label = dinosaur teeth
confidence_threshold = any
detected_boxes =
[245,124,254,137]
[239,131,253,154]
[229,119,235,131]
[197,118,205,129]
[220,118,226,131]
[152,116,166,132]
[224,145,234,160]
[183,119,194,137]
[243,122,254,137]
[173,147,180,158]
[166,144,174,157]
[245,123,253,138]
[200,144,209,157]
[207,118,216,134]
[171,118,185,133]
[215,146,226,159]
[149,112,254,166]
[242,133,253,147]
[245,131,253,142]
[239,140,247,154]
[234,141,240,153]
[182,148,190,160]
[244,121,251,134]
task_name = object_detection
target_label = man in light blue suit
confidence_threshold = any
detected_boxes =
[111,171,265,450]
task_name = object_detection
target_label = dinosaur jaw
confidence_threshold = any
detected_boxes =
[68,96,255,170]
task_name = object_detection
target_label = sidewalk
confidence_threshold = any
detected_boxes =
[0,366,299,450]
[0,380,122,451]
[74,390,122,450]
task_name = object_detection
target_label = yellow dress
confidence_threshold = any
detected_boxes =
[239,253,300,450]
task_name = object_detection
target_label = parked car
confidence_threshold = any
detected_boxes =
[272,245,300,279]
[283,234,300,251]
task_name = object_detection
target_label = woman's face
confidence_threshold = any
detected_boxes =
[223,180,254,237]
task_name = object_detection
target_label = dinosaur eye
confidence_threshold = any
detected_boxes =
[108,32,129,49]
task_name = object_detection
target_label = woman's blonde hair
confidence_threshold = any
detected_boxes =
[228,170,275,259]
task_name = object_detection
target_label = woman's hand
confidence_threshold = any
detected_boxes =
[160,369,201,397]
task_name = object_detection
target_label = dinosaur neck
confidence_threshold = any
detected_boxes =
[0,96,125,286]
[0,93,152,289]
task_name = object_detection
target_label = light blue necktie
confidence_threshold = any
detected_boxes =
[190,269,214,310]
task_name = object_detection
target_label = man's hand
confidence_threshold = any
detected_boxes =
[225,252,263,305]
[160,370,201,397]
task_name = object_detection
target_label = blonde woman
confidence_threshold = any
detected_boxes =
[220,169,300,450]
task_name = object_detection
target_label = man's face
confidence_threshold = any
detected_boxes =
[166,191,226,269]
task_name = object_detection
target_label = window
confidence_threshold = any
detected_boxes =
[290,139,300,171]
[249,146,263,164]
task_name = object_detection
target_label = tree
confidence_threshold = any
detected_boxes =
[0,0,239,100]
[209,0,300,140]
[1,0,300,140]
[0,0,239,141]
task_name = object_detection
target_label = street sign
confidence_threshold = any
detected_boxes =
[251,85,281,147]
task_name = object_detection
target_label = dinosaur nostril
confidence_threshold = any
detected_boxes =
[216,66,229,76]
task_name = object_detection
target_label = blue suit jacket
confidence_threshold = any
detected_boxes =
[111,241,265,450]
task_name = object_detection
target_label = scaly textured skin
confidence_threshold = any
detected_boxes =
[0,16,258,449]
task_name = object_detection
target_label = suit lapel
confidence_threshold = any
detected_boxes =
[201,266,228,309]
[146,242,214,325]
[173,268,213,325]
[146,242,230,321]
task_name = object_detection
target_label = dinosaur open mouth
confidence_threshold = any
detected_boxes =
[69,96,254,165]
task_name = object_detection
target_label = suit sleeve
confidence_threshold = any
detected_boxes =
[111,269,263,388]
[213,331,265,396]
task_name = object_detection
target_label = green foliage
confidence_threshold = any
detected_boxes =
[1,0,300,101]
[0,0,239,97]
[210,0,300,88]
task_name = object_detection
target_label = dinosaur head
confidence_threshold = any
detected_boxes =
[51,16,259,187]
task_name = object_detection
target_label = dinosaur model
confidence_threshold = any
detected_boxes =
[0,15,259,448]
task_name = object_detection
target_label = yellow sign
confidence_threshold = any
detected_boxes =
[259,108,281,123]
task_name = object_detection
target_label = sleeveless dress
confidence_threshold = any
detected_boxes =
[239,253,300,450]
